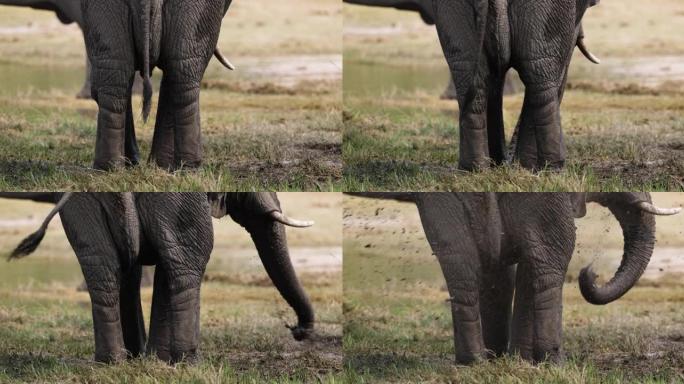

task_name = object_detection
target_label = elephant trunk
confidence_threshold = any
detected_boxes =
[578,199,656,305]
[247,220,314,340]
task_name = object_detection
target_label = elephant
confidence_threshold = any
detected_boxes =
[82,0,238,171]
[432,0,602,171]
[1,192,316,364]
[0,0,145,99]
[347,192,680,364]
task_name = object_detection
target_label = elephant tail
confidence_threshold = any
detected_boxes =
[9,193,73,260]
[141,0,153,122]
[101,193,141,272]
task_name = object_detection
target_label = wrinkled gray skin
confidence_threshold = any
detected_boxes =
[434,0,600,171]
[0,0,143,99]
[349,192,673,364]
[343,1,521,99]
[83,0,233,170]
[1,192,315,364]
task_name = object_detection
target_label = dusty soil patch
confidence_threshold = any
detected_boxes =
[592,333,684,377]
[226,141,343,187]
[222,334,342,377]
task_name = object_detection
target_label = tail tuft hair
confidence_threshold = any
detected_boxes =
[9,228,46,260]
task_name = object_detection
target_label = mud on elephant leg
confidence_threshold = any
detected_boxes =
[479,265,515,357]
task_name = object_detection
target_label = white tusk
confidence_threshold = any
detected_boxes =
[269,211,314,228]
[577,38,601,64]
[214,48,235,70]
[637,202,682,216]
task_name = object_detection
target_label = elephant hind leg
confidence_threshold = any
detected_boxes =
[60,198,126,362]
[479,265,515,357]
[510,262,566,363]
[455,66,494,171]
[511,85,564,171]
[83,0,137,170]
[486,73,508,165]
[148,263,205,363]
[149,78,175,170]
[124,93,140,167]
[149,75,203,171]
[445,273,486,364]
[148,265,172,362]
[120,264,146,357]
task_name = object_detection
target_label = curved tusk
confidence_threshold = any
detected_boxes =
[214,47,235,70]
[269,211,314,228]
[637,201,682,216]
[577,37,601,64]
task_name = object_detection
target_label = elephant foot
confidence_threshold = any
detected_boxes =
[93,158,126,171]
[174,159,202,171]
[150,347,172,363]
[170,349,200,365]
[534,347,563,365]
[288,323,314,341]
[458,158,490,172]
[454,351,485,366]
[94,349,128,364]
[124,155,140,168]
[538,160,565,172]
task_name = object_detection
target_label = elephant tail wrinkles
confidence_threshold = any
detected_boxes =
[9,193,73,260]
[141,0,153,122]
[103,193,141,272]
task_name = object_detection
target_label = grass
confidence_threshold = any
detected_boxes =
[343,0,684,191]
[342,195,684,382]
[0,193,343,383]
[0,0,342,191]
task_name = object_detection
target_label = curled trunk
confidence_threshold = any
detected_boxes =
[579,199,656,304]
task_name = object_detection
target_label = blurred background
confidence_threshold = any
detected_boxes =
[0,0,342,190]
[0,193,342,381]
[343,193,684,381]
